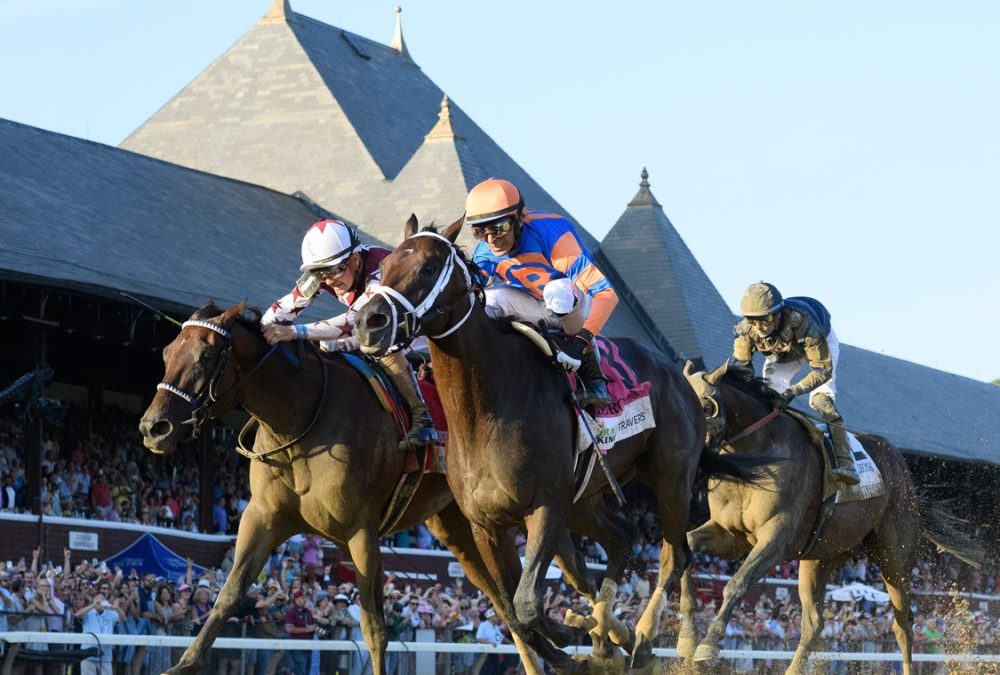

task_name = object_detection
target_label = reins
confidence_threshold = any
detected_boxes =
[719,408,782,448]
[235,354,330,463]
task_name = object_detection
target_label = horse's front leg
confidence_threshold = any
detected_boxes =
[346,526,390,675]
[786,558,840,675]
[674,519,749,659]
[426,503,546,675]
[168,503,291,675]
[694,519,791,665]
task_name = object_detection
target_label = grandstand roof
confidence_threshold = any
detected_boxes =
[604,169,1000,464]
[0,118,330,314]
[117,3,654,341]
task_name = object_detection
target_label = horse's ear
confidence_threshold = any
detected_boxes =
[404,214,418,239]
[441,214,464,243]
[219,303,244,326]
[704,361,729,386]
[683,360,697,377]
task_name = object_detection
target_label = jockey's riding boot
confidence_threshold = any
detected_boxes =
[576,350,612,408]
[381,352,438,451]
[828,417,861,486]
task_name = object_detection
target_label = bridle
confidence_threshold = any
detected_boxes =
[156,318,328,460]
[156,320,236,439]
[372,232,477,348]
[699,380,782,450]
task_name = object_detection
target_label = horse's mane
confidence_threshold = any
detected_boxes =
[721,369,782,407]
[191,302,264,337]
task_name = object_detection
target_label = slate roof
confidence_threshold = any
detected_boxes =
[601,169,1000,463]
[119,3,655,341]
[0,118,338,317]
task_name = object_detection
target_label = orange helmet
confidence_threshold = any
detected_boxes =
[464,179,524,226]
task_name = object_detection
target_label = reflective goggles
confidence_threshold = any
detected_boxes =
[315,259,352,279]
[746,313,777,327]
[471,218,515,241]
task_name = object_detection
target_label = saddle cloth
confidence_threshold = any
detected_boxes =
[785,409,885,503]
[577,336,656,452]
[341,353,446,474]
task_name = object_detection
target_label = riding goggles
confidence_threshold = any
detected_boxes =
[315,260,352,279]
[471,218,515,241]
[746,313,777,326]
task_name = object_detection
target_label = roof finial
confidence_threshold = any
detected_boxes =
[426,94,464,141]
[628,167,661,208]
[261,0,292,24]
[392,6,414,64]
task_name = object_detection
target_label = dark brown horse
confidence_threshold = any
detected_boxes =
[355,219,768,671]
[139,303,561,675]
[681,362,982,675]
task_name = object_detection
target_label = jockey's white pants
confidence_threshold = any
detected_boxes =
[763,328,840,406]
[484,280,591,335]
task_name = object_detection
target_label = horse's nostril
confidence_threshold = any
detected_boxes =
[365,313,390,331]
[148,420,173,440]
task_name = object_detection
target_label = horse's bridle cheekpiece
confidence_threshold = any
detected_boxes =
[373,232,476,348]
[156,320,234,438]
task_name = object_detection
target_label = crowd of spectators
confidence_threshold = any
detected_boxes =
[2,539,999,675]
[2,402,999,674]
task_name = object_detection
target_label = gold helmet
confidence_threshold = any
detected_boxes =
[464,179,524,226]
[740,282,784,318]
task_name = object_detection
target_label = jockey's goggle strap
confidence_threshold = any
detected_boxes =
[746,314,777,326]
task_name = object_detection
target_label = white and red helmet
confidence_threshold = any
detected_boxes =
[299,220,359,272]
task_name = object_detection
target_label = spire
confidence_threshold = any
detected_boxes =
[391,6,414,64]
[425,95,464,141]
[260,0,292,24]
[628,167,661,207]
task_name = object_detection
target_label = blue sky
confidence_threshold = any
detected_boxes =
[2,0,997,382]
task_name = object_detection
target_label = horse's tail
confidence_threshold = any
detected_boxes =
[697,446,777,488]
[917,491,984,569]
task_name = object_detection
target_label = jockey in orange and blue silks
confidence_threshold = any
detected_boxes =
[260,219,437,450]
[466,178,618,407]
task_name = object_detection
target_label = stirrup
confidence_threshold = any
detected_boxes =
[398,415,438,450]
[832,467,860,486]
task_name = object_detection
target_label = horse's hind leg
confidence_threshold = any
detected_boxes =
[869,523,917,675]
[786,558,840,675]
[168,503,292,675]
[425,503,546,675]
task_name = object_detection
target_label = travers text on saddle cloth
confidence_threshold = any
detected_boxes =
[577,337,656,452]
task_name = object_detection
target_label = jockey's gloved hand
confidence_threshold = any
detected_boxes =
[558,329,593,372]
[778,389,798,408]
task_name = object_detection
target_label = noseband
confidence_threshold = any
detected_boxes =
[156,320,235,438]
[373,232,477,349]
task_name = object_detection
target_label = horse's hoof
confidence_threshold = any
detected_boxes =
[564,609,597,632]
[676,634,697,659]
[630,633,654,670]
[693,643,719,663]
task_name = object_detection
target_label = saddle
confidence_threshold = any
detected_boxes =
[783,409,885,557]
[340,353,446,534]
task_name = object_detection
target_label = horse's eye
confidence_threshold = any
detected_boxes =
[200,350,215,364]
[419,263,437,278]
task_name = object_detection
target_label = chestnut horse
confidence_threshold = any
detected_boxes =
[355,218,769,671]
[681,362,982,675]
[139,303,568,675]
